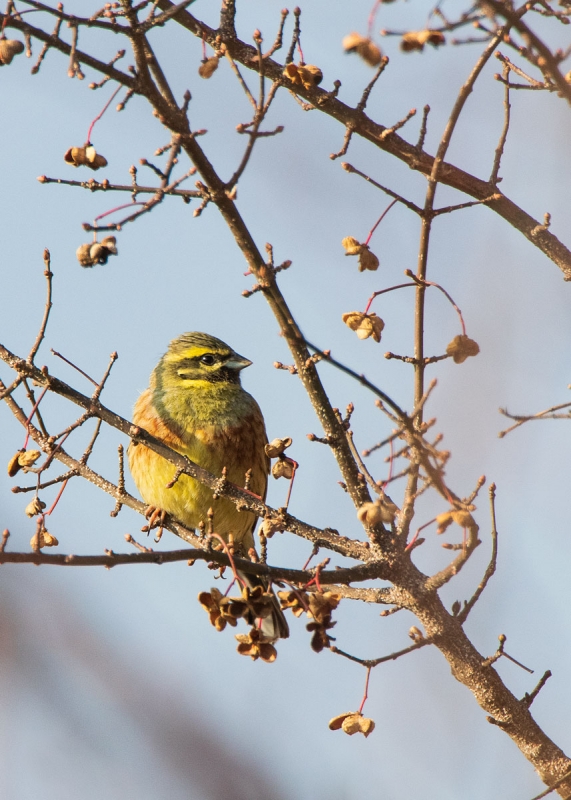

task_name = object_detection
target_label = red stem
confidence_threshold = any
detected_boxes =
[94,201,145,223]
[367,0,383,39]
[405,270,467,336]
[358,667,371,714]
[364,199,398,246]
[284,459,298,509]
[23,386,49,449]
[86,85,122,144]
[45,478,69,516]
[363,282,416,315]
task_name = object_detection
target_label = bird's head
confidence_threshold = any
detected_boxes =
[153,332,252,392]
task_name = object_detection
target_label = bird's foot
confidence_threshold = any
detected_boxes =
[141,505,166,543]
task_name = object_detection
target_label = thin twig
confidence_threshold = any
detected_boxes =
[457,483,498,624]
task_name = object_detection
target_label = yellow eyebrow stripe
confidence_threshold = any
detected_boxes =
[165,346,220,363]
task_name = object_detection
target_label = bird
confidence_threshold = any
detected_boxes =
[127,331,289,641]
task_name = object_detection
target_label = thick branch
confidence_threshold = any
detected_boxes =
[0,342,372,563]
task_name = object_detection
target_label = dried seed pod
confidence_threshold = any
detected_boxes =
[284,62,302,84]
[446,334,480,364]
[401,29,445,52]
[18,450,41,471]
[341,237,379,271]
[342,32,382,67]
[7,451,23,477]
[265,437,292,458]
[451,509,477,530]
[357,501,384,526]
[278,590,309,617]
[76,243,94,267]
[100,235,118,254]
[25,497,47,518]
[235,627,278,662]
[341,236,363,255]
[198,56,219,78]
[31,528,59,549]
[437,508,478,533]
[329,712,376,737]
[76,236,118,268]
[0,39,25,66]
[64,144,108,171]
[342,311,385,342]
[261,515,285,537]
[358,248,379,272]
[271,458,295,480]
[358,494,399,526]
[297,63,323,88]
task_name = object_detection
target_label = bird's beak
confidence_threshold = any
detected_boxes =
[226,353,252,370]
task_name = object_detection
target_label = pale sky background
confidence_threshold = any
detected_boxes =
[1,1,571,798]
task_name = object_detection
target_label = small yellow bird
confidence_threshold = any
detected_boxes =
[128,331,289,640]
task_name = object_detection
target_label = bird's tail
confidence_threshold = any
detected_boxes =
[237,570,290,642]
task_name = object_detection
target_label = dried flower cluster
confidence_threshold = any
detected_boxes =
[7,449,41,477]
[198,56,219,79]
[265,436,296,480]
[342,236,380,271]
[329,711,376,738]
[235,627,277,662]
[64,144,108,171]
[76,236,118,268]
[446,334,480,364]
[342,32,383,66]
[199,584,276,633]
[0,38,24,66]
[31,524,58,550]
[357,493,399,526]
[306,591,341,652]
[342,311,385,342]
[436,508,478,534]
[283,62,323,89]
[400,30,445,52]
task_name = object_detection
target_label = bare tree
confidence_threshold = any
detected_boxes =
[1,1,571,796]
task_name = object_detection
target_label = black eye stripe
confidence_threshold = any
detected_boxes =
[176,355,222,369]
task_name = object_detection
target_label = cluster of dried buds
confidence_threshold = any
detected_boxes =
[265,437,296,480]
[0,38,24,66]
[357,492,400,526]
[64,144,108,171]
[278,589,341,653]
[342,236,380,271]
[31,524,58,550]
[342,32,382,66]
[400,29,445,52]
[329,711,375,738]
[198,584,278,662]
[235,627,277,662]
[25,497,46,518]
[342,311,385,342]
[76,236,118,267]
[436,507,478,535]
[283,62,323,89]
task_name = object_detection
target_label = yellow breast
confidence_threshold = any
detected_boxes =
[127,389,268,552]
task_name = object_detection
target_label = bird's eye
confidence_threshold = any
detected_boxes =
[200,354,216,366]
